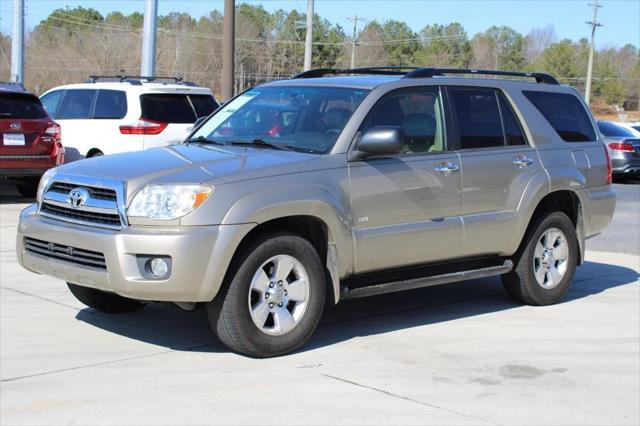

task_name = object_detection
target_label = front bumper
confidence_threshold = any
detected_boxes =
[17,204,254,302]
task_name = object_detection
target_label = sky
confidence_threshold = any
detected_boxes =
[0,0,639,49]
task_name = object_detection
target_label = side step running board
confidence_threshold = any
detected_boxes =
[342,260,513,300]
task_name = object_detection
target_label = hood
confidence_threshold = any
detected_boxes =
[55,143,322,190]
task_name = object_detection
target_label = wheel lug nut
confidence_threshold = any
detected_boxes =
[269,283,274,288]
[278,302,283,307]
[278,281,283,286]
[269,303,274,308]
[265,293,270,299]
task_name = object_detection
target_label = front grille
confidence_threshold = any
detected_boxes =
[40,178,124,230]
[41,203,122,226]
[24,237,107,270]
[48,182,117,201]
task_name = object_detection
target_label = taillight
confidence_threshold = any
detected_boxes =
[119,119,167,135]
[608,142,635,152]
[41,123,61,145]
[603,143,612,185]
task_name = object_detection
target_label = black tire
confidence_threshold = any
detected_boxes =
[502,212,578,306]
[88,151,104,158]
[67,283,145,313]
[207,233,326,357]
[17,177,39,198]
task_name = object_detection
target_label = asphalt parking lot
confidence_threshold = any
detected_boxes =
[1,183,638,425]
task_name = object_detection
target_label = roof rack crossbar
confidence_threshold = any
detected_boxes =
[292,67,559,85]
[403,68,559,85]
[87,75,197,86]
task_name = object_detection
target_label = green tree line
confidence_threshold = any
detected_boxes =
[0,5,637,108]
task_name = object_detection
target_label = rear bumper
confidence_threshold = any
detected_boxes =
[0,166,52,177]
[611,158,640,175]
[16,204,255,302]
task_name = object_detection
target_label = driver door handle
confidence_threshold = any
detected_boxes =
[513,156,534,168]
[434,162,460,176]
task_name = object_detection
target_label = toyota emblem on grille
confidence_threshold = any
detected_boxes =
[10,122,21,129]
[66,188,89,209]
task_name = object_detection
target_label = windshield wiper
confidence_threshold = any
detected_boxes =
[228,139,291,151]
[186,135,225,146]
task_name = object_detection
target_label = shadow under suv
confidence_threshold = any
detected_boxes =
[16,67,615,357]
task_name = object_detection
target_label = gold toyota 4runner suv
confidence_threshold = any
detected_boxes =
[17,68,616,357]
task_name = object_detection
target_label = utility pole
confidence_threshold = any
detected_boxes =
[140,0,158,76]
[303,0,314,71]
[11,0,24,84]
[584,0,602,106]
[222,0,235,100]
[348,15,363,69]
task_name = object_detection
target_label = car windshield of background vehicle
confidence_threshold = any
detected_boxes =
[598,121,637,138]
[192,86,370,153]
[0,93,48,119]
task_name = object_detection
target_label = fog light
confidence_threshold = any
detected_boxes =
[150,258,169,278]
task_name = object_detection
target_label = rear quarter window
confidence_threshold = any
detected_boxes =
[523,91,596,142]
[140,94,196,123]
[0,93,48,119]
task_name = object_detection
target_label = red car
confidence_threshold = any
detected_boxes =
[0,83,64,197]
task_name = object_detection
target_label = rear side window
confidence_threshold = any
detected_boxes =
[523,91,596,142]
[0,93,48,119]
[94,90,127,119]
[40,91,63,118]
[498,93,527,146]
[190,95,218,118]
[140,94,196,123]
[58,89,96,119]
[450,88,504,149]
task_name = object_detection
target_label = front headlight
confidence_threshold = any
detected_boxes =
[127,184,213,220]
[37,168,57,203]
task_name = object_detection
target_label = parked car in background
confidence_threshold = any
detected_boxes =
[40,76,218,161]
[598,121,640,180]
[613,121,640,136]
[1,83,64,197]
[17,67,615,357]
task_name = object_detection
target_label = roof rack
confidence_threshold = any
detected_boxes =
[403,68,559,85]
[86,75,197,86]
[292,67,421,79]
[292,67,559,85]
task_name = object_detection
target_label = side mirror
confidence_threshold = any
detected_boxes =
[353,126,405,159]
[193,116,207,128]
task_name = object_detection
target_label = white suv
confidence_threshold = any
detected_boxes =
[39,76,218,161]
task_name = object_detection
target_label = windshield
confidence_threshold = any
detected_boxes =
[191,86,369,153]
[598,121,636,138]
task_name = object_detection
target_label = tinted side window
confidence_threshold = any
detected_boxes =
[523,91,596,142]
[498,93,527,146]
[94,90,127,119]
[40,91,64,118]
[0,93,48,119]
[58,90,96,119]
[140,94,196,123]
[189,95,218,118]
[450,88,503,149]
[360,87,445,153]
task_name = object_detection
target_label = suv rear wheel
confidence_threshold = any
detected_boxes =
[207,233,325,357]
[502,212,578,305]
[67,283,145,313]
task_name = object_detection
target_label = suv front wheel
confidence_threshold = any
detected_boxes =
[207,233,326,357]
[502,212,578,306]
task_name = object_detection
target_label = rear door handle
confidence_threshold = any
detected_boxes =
[513,156,534,168]
[434,162,460,176]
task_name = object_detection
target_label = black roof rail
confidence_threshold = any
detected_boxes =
[86,75,197,86]
[292,66,421,79]
[403,68,559,85]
